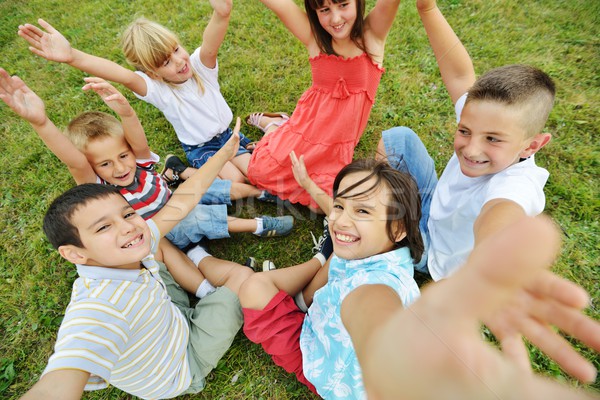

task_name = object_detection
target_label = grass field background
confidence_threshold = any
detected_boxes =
[0,0,598,398]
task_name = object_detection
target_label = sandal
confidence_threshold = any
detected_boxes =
[160,154,188,187]
[245,112,289,133]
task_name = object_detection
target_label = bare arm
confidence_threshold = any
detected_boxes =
[364,0,402,46]
[20,369,89,400]
[153,118,241,236]
[290,151,333,214]
[473,199,526,247]
[259,0,316,51]
[417,0,475,104]
[82,77,151,159]
[199,0,233,68]
[18,19,148,96]
[0,68,96,184]
[341,284,403,372]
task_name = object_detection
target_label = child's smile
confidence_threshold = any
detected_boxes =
[66,194,151,269]
[329,171,397,260]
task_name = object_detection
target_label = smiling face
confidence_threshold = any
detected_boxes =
[454,100,538,178]
[153,45,193,84]
[329,171,405,260]
[315,0,357,42]
[84,135,137,187]
[60,194,151,269]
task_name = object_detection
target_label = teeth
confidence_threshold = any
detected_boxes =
[124,236,141,248]
[336,233,357,243]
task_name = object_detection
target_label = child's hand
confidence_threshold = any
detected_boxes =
[0,68,47,126]
[290,151,312,190]
[219,117,241,161]
[416,0,437,12]
[209,0,233,17]
[82,77,134,117]
[18,19,74,63]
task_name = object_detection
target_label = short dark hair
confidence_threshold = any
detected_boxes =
[304,0,366,56]
[43,184,122,249]
[467,64,555,136]
[333,159,424,262]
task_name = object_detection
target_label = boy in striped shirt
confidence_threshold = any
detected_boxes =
[21,121,251,399]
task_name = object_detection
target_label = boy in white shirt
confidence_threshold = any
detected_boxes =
[378,0,553,281]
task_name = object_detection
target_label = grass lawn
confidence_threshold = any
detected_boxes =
[0,0,598,398]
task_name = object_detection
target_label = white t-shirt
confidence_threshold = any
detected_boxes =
[135,47,233,146]
[427,94,549,281]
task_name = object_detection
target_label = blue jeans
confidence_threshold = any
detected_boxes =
[166,204,230,249]
[165,179,232,249]
[198,178,232,205]
[181,127,252,169]
[382,126,438,273]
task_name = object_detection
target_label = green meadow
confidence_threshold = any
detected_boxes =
[0,0,597,398]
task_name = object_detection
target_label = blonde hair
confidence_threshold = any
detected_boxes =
[121,17,204,93]
[65,111,123,151]
[466,65,555,137]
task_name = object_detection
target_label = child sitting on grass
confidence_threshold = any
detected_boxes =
[378,0,554,281]
[19,126,254,399]
[19,0,256,184]
[0,70,293,257]
[239,159,423,398]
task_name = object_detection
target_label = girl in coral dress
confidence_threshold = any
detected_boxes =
[247,0,401,210]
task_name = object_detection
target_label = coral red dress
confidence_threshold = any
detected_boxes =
[247,53,384,208]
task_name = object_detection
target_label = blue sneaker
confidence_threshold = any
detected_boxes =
[311,218,333,260]
[257,215,294,237]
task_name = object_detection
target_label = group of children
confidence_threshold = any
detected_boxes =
[2,0,599,399]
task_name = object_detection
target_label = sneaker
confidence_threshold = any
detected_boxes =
[257,190,279,203]
[245,257,257,271]
[262,260,276,271]
[311,218,333,260]
[257,215,294,237]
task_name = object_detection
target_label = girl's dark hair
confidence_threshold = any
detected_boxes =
[304,0,367,56]
[333,159,424,262]
[43,184,123,249]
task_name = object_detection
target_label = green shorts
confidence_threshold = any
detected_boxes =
[158,262,243,393]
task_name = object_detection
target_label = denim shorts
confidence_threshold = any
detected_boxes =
[200,178,232,206]
[165,204,230,249]
[382,126,438,273]
[181,128,252,169]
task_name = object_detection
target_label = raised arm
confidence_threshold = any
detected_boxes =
[153,118,241,236]
[199,0,233,68]
[364,0,402,46]
[0,68,96,184]
[18,19,148,96]
[290,151,333,214]
[417,0,475,104]
[258,0,316,51]
[20,369,89,400]
[82,77,151,159]
[358,216,599,399]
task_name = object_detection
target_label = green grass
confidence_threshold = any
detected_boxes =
[1,0,598,398]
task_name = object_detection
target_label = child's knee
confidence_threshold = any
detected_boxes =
[238,272,273,307]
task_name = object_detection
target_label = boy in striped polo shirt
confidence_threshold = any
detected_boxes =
[21,122,251,399]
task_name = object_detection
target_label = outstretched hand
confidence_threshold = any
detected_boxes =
[485,270,600,382]
[290,151,312,190]
[82,77,134,117]
[361,216,598,400]
[18,19,74,63]
[0,68,47,126]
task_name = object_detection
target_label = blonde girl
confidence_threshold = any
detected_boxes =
[19,0,254,183]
